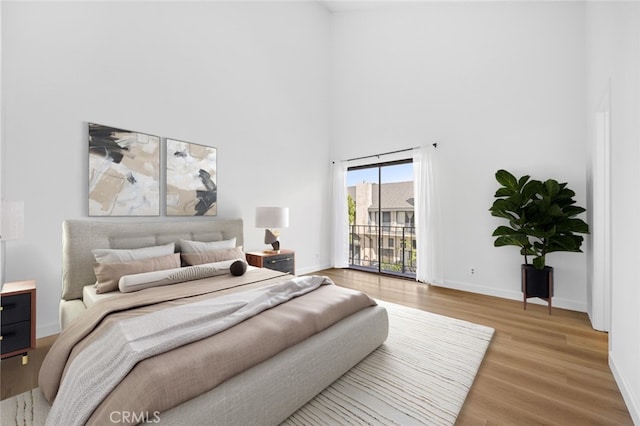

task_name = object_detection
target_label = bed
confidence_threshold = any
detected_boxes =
[42,218,389,425]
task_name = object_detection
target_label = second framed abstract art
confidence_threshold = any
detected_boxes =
[166,138,217,216]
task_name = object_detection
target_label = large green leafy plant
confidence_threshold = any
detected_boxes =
[489,169,589,269]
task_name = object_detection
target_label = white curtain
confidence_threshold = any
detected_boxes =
[331,161,349,268]
[413,146,443,284]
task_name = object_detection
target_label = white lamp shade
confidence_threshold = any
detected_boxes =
[0,201,24,240]
[255,207,289,229]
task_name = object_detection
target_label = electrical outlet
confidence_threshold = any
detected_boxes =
[470,267,476,276]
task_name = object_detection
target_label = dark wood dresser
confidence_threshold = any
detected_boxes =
[246,249,295,275]
[1,280,36,365]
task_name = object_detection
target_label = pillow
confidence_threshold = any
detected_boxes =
[92,242,175,264]
[230,260,247,276]
[94,253,181,294]
[179,238,236,254]
[181,246,245,266]
[118,260,238,293]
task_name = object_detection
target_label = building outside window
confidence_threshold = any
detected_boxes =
[346,160,416,277]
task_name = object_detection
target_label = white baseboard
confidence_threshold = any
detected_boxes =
[37,322,60,338]
[297,263,332,276]
[610,352,640,425]
[304,268,587,313]
[432,279,587,313]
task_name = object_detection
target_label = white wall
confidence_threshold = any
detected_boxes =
[586,2,640,423]
[1,1,332,337]
[331,2,588,311]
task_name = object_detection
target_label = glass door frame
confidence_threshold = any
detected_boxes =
[347,158,414,277]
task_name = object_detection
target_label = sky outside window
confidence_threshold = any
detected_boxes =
[347,162,413,186]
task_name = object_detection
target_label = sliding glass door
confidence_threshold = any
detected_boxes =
[346,159,415,277]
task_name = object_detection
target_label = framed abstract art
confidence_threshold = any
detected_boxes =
[166,139,217,216]
[88,123,160,216]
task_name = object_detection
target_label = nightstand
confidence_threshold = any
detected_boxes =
[1,280,36,365]
[246,249,295,275]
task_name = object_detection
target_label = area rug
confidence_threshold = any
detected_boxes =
[1,300,494,426]
[282,300,494,425]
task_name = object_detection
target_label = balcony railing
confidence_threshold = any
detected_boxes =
[348,224,416,278]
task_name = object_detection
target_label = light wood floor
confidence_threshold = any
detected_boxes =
[1,269,633,425]
[322,268,633,426]
[1,334,57,400]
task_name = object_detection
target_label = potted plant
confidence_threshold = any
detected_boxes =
[489,169,589,309]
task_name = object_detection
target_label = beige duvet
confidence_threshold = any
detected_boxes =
[39,269,376,425]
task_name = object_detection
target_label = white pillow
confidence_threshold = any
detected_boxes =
[180,238,236,254]
[118,260,238,293]
[92,242,175,264]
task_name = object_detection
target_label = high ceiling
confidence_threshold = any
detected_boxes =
[321,0,546,14]
[321,0,405,13]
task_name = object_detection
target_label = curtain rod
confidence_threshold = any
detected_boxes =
[335,143,437,164]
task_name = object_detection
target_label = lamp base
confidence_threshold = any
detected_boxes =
[264,229,281,253]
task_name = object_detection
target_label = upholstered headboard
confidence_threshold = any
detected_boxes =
[61,219,244,301]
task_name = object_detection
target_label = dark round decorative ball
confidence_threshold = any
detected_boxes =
[230,260,247,276]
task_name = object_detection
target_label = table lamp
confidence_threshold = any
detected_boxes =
[255,207,289,252]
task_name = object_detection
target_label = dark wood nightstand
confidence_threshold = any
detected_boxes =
[246,249,295,275]
[1,280,36,365]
